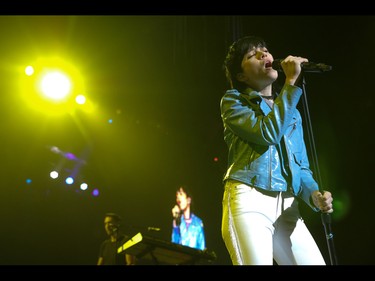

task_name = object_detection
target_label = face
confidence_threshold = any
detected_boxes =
[176,187,191,212]
[236,46,278,91]
[104,216,119,236]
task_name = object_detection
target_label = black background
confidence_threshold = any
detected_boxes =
[0,14,373,265]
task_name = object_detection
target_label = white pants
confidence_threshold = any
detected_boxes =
[222,180,326,265]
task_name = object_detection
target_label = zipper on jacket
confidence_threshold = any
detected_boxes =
[268,146,272,188]
[287,121,297,138]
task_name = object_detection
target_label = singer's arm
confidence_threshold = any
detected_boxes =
[171,223,181,244]
[171,205,181,244]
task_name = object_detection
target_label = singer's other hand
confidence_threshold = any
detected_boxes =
[172,205,181,218]
[311,190,333,213]
[279,55,308,86]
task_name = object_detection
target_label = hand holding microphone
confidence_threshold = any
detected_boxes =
[172,205,182,226]
[311,190,334,214]
[273,55,309,86]
[272,56,332,87]
[172,205,181,218]
[272,57,332,73]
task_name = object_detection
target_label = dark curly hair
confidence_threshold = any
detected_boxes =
[223,36,267,91]
[105,212,122,226]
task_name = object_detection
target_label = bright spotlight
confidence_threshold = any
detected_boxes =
[75,94,86,105]
[50,171,59,179]
[20,56,87,116]
[25,66,34,76]
[41,71,71,100]
[80,183,88,190]
[65,177,74,185]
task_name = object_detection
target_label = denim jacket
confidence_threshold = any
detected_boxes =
[171,213,206,250]
[220,84,319,211]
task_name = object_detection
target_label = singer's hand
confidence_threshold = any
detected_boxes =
[172,205,181,218]
[311,190,333,213]
[280,55,308,86]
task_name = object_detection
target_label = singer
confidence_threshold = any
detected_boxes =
[171,186,206,250]
[220,35,334,265]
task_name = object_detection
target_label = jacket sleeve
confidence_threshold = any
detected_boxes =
[171,225,180,244]
[297,125,321,211]
[220,84,303,146]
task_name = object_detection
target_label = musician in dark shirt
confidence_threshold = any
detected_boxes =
[97,213,136,265]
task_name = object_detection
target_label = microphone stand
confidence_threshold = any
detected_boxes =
[300,75,338,265]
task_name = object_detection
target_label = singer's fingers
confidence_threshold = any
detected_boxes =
[312,190,322,198]
[322,204,334,213]
[320,191,333,207]
[172,205,181,217]
[311,190,324,209]
[322,190,332,199]
[297,56,308,63]
[282,55,308,65]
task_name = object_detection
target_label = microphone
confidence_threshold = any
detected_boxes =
[272,59,332,73]
[148,226,161,231]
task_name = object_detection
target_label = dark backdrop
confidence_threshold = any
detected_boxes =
[0,15,373,265]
